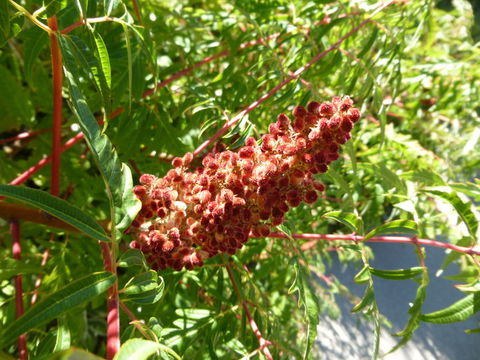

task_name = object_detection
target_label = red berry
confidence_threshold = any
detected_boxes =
[292,106,307,118]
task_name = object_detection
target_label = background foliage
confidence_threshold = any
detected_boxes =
[0,0,479,359]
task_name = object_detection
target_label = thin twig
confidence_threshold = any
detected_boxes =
[119,301,153,340]
[131,0,143,25]
[61,16,121,34]
[48,15,63,197]
[10,219,28,360]
[0,129,50,146]
[266,232,480,256]
[7,0,52,33]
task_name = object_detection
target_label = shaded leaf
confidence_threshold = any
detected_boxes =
[118,248,146,268]
[0,64,34,131]
[0,185,109,242]
[0,271,116,346]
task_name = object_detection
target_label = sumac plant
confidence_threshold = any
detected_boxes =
[0,1,479,359]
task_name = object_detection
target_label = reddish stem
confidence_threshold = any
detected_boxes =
[47,16,63,197]
[142,33,279,98]
[7,132,84,187]
[0,129,50,146]
[10,220,28,360]
[131,0,143,24]
[193,1,394,157]
[100,241,119,359]
[265,232,480,256]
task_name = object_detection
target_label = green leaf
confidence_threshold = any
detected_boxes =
[104,0,121,17]
[364,220,418,241]
[88,28,112,125]
[450,182,480,202]
[45,0,68,17]
[288,258,320,360]
[114,339,181,360]
[421,293,480,324]
[53,316,71,352]
[0,185,109,242]
[353,265,370,284]
[118,249,146,268]
[23,27,49,83]
[351,284,374,313]
[423,187,478,241]
[123,271,159,295]
[401,169,446,186]
[0,257,43,281]
[0,0,10,38]
[49,348,104,360]
[388,266,429,354]
[115,163,142,234]
[465,328,480,334]
[369,267,423,280]
[59,36,141,236]
[322,211,363,234]
[121,23,133,112]
[175,308,213,320]
[121,271,164,304]
[455,281,480,293]
[0,271,116,346]
[0,64,34,131]
[276,223,294,240]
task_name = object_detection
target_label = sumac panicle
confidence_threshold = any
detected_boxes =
[129,97,360,270]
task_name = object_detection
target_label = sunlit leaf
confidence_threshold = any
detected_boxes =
[421,293,480,324]
[364,220,418,241]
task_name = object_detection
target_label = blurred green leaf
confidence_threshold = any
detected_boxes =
[0,64,34,131]
[370,266,423,280]
[0,257,43,281]
[322,211,364,234]
[114,338,181,360]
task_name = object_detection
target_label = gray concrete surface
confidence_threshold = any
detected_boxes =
[315,242,480,359]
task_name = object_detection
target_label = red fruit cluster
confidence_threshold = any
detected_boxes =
[129,97,360,270]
